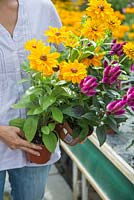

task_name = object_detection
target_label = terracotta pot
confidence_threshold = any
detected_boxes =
[106,128,116,135]
[26,144,51,164]
[56,121,93,146]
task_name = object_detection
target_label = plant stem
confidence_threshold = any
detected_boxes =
[119,55,127,64]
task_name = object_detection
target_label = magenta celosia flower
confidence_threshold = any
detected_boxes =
[110,40,126,57]
[130,64,134,72]
[123,87,134,110]
[102,63,121,85]
[80,76,98,96]
[123,86,134,110]
[127,93,134,107]
[106,99,127,115]
[127,87,134,95]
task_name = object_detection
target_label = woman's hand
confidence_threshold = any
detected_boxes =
[0,126,41,156]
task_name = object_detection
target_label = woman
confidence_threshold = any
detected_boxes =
[0,0,62,199]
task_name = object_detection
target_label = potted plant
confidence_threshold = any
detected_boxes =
[10,0,134,164]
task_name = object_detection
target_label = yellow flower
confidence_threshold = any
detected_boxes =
[45,26,67,45]
[28,45,60,76]
[86,0,113,20]
[82,47,104,67]
[24,39,44,52]
[82,53,104,67]
[114,11,125,21]
[112,25,130,39]
[125,7,134,14]
[81,19,106,41]
[59,60,87,84]
[131,24,134,30]
[106,15,121,32]
[123,42,134,60]
[63,32,79,48]
[128,32,134,39]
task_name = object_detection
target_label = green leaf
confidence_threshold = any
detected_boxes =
[26,87,43,96]
[126,140,134,150]
[41,126,50,135]
[48,123,55,131]
[96,126,106,146]
[62,106,80,118]
[12,96,31,109]
[51,87,67,97]
[42,132,58,153]
[107,89,120,98]
[9,118,25,129]
[21,61,30,72]
[18,78,29,84]
[113,115,128,123]
[55,80,67,86]
[79,127,89,141]
[41,96,56,110]
[82,113,99,126]
[27,106,43,115]
[104,116,120,133]
[80,51,94,60]
[51,107,63,123]
[23,116,39,142]
[62,87,76,97]
[70,48,79,62]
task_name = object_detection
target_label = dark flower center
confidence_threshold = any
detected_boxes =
[92,26,97,31]
[99,5,104,11]
[88,54,94,59]
[71,68,78,73]
[55,32,61,36]
[32,45,36,48]
[52,66,60,72]
[40,55,47,61]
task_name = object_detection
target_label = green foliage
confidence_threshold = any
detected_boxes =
[42,132,58,153]
[107,0,128,11]
[23,116,39,142]
[9,118,26,129]
[96,126,107,146]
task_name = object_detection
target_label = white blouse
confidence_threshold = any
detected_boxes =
[0,0,62,171]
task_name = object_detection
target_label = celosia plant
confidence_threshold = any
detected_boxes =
[10,0,134,150]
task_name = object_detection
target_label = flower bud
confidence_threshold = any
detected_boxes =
[103,65,111,77]
[103,60,108,67]
[127,87,134,95]
[80,76,98,96]
[106,100,126,115]
[130,64,134,72]
[127,92,134,106]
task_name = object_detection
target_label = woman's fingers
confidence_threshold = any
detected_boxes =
[17,138,42,150]
[20,146,40,156]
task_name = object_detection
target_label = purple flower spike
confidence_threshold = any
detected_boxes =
[103,65,111,77]
[110,39,116,48]
[130,64,134,72]
[80,76,98,97]
[106,100,126,115]
[103,60,109,67]
[102,65,121,85]
[87,89,97,96]
[111,100,127,113]
[127,87,134,95]
[109,40,125,57]
[131,107,134,111]
[127,93,134,107]
[110,66,120,75]
[114,110,126,115]
[106,100,119,112]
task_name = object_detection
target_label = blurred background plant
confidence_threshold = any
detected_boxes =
[53,0,134,73]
